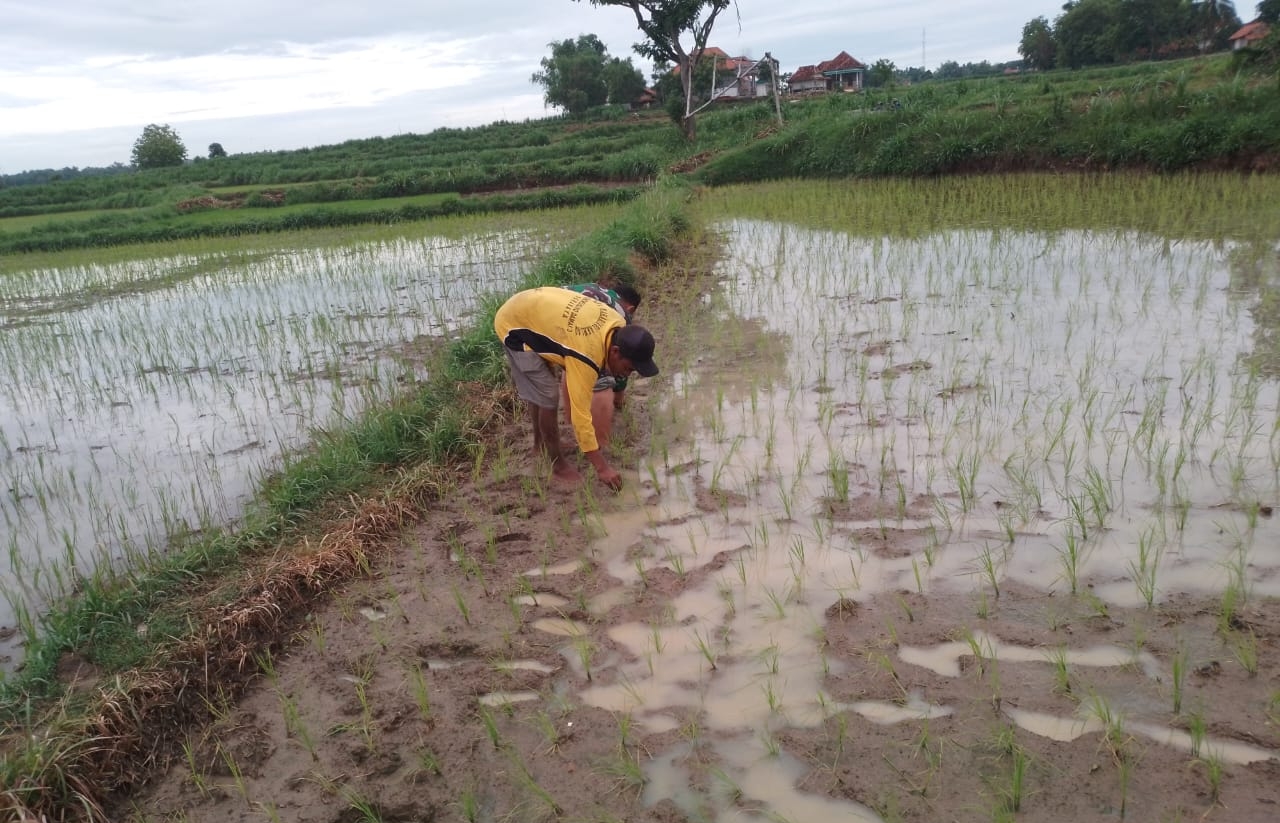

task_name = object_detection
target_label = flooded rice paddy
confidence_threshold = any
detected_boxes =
[564,180,1280,819]
[0,214,606,662]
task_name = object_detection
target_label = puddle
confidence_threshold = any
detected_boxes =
[848,693,954,725]
[588,586,633,615]
[477,691,540,707]
[898,633,1162,680]
[1006,707,1279,764]
[531,617,590,637]
[511,593,569,608]
[493,660,558,674]
[523,558,589,578]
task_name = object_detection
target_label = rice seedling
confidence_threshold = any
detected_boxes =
[412,747,443,778]
[1128,524,1164,608]
[451,585,472,626]
[1046,646,1071,695]
[1185,707,1209,759]
[278,690,318,761]
[691,627,718,671]
[573,633,596,681]
[1170,643,1187,715]
[1197,747,1225,804]
[218,744,251,805]
[478,705,502,750]
[1000,736,1030,814]
[974,543,1004,600]
[759,729,782,757]
[1230,629,1259,676]
[340,788,386,823]
[182,739,212,799]
[408,665,432,724]
[827,451,851,503]
[763,585,788,619]
[456,788,481,823]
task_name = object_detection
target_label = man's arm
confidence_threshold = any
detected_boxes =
[564,361,622,490]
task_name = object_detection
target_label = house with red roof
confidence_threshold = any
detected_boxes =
[673,47,775,100]
[1230,20,1271,50]
[787,51,867,94]
[788,64,825,94]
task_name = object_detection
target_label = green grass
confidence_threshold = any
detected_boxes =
[0,207,146,234]
[696,53,1280,184]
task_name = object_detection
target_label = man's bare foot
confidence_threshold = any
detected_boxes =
[551,463,582,486]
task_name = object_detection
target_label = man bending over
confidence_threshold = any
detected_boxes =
[494,286,658,490]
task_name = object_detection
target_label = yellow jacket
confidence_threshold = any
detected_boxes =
[494,287,625,453]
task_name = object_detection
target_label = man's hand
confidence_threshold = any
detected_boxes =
[584,449,623,491]
[596,465,623,491]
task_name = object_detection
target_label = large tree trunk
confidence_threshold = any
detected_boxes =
[679,57,697,140]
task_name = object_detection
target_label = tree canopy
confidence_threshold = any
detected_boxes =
[131,124,187,169]
[531,34,610,115]
[208,143,227,159]
[575,0,735,138]
[1020,0,1241,69]
[1020,17,1058,70]
[531,34,647,115]
[603,57,648,106]
[867,59,896,88]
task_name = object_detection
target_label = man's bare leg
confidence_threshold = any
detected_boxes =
[532,402,580,483]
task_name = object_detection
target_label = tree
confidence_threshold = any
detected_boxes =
[1257,0,1280,23]
[531,34,610,116]
[208,143,227,159]
[1054,0,1124,68]
[935,60,964,79]
[1020,16,1059,69]
[867,58,896,87]
[131,124,187,169]
[575,0,735,139]
[602,56,648,105]
[1192,0,1240,53]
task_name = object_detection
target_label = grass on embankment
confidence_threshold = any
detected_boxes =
[0,177,695,822]
[695,53,1280,183]
[0,185,647,254]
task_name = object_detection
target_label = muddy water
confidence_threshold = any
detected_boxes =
[0,227,555,662]
[579,218,1280,819]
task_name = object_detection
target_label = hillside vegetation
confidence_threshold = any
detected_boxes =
[1,53,1278,256]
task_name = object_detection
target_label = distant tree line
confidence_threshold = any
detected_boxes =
[1018,0,1255,71]
[0,164,132,190]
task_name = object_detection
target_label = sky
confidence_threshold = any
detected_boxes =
[1,1,1078,173]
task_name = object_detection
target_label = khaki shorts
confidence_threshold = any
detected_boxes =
[504,349,559,409]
